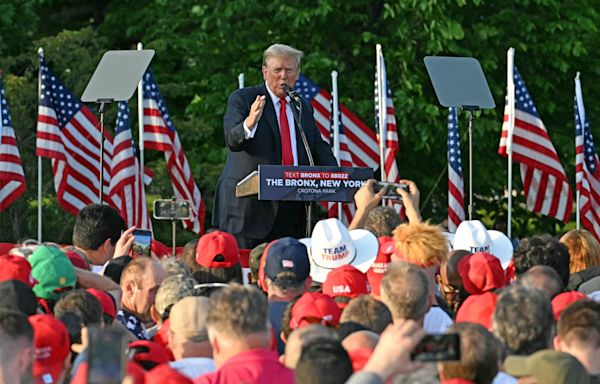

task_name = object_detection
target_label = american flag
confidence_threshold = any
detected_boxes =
[374,49,399,185]
[293,75,380,169]
[142,71,205,233]
[447,107,465,232]
[0,78,26,211]
[294,75,376,225]
[327,91,355,224]
[329,98,353,167]
[36,52,117,215]
[110,101,151,229]
[375,47,404,217]
[574,81,600,240]
[499,67,572,222]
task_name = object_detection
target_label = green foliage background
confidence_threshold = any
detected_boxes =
[1,0,599,244]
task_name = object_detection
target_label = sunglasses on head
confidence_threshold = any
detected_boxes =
[192,283,229,297]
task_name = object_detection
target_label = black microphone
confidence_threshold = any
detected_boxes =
[283,84,302,103]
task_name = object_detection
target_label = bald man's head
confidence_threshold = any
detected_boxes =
[520,265,564,300]
[120,257,167,323]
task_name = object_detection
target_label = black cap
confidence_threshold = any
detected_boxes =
[0,280,38,316]
[264,237,310,284]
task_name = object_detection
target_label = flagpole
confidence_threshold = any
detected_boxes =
[331,71,341,162]
[137,42,145,197]
[331,70,342,221]
[506,48,515,239]
[37,47,44,242]
[376,45,387,207]
[575,71,584,230]
[238,73,244,89]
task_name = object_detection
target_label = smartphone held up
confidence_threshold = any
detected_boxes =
[411,333,461,362]
[132,229,152,258]
[374,181,409,200]
[153,199,192,220]
[87,325,128,384]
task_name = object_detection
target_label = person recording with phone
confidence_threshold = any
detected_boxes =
[349,179,422,232]
[212,43,337,249]
[72,204,136,268]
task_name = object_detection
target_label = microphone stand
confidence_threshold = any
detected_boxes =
[288,97,315,237]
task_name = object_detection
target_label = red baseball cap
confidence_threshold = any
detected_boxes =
[0,254,36,287]
[455,291,498,330]
[257,240,277,292]
[151,319,175,361]
[347,347,373,372]
[145,364,193,384]
[70,360,145,384]
[64,250,90,270]
[152,317,170,349]
[441,379,477,384]
[195,231,240,268]
[457,252,505,295]
[29,314,71,384]
[239,248,251,268]
[551,291,588,320]
[322,265,370,308]
[366,237,394,297]
[86,288,116,320]
[127,340,172,367]
[290,292,342,330]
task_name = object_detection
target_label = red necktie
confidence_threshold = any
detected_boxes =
[279,97,294,165]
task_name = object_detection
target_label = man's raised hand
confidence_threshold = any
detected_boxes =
[245,95,266,130]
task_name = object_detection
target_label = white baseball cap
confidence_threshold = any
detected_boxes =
[300,218,379,283]
[447,220,513,269]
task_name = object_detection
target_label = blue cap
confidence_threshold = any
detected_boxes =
[264,237,310,284]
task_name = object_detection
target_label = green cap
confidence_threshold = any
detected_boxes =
[249,242,268,277]
[504,349,590,384]
[29,246,76,301]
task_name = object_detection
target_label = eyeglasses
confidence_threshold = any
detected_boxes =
[436,276,459,300]
[440,287,460,301]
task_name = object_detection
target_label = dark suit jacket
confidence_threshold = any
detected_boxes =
[212,84,337,242]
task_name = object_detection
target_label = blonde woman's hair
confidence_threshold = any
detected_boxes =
[560,229,600,274]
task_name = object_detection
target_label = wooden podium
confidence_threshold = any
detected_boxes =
[236,171,259,198]
[235,165,374,202]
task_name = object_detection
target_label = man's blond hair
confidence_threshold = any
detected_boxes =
[393,221,448,266]
[262,44,303,69]
[381,262,430,321]
[206,284,268,337]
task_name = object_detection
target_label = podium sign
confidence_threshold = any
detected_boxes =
[258,165,374,202]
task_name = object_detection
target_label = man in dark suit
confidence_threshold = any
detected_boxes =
[213,44,337,249]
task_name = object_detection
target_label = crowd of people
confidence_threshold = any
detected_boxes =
[0,177,599,384]
[1,43,600,384]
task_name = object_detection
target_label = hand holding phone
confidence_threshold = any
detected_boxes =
[374,181,409,200]
[411,333,461,362]
[132,229,152,258]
